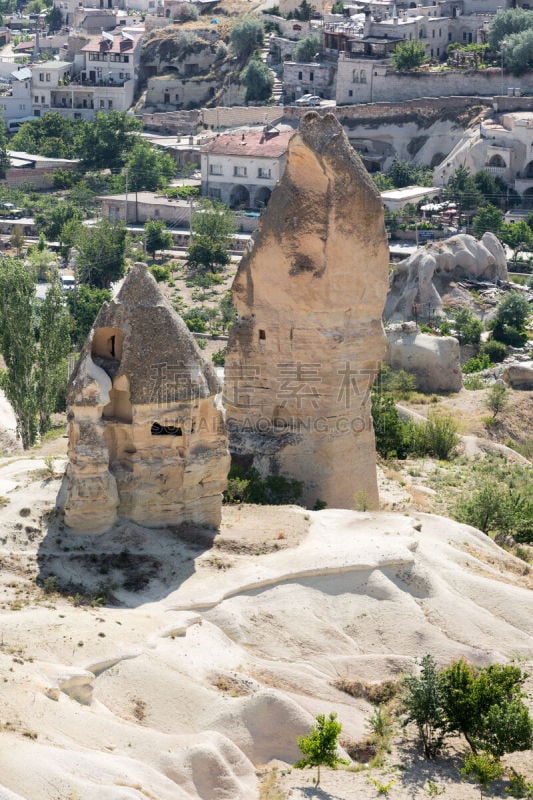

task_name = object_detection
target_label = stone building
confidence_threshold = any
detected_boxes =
[62,262,229,532]
[223,112,389,510]
[200,127,295,209]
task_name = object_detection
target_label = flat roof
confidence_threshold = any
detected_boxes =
[381,185,440,201]
[31,60,71,69]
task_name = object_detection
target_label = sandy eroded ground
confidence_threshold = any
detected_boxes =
[0,455,531,800]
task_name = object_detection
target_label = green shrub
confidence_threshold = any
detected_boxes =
[223,466,303,506]
[460,752,503,790]
[185,317,207,333]
[480,339,508,363]
[412,413,459,460]
[491,321,528,347]
[452,307,483,345]
[149,264,171,282]
[454,476,533,542]
[212,347,226,366]
[462,353,492,373]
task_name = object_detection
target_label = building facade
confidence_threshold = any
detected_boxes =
[200,128,294,209]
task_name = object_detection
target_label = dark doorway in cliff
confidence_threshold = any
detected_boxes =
[151,423,183,436]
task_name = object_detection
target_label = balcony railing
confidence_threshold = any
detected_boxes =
[484,165,507,176]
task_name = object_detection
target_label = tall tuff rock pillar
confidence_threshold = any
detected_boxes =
[63,263,229,533]
[224,112,389,510]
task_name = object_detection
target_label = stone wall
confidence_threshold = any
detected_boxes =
[336,60,533,105]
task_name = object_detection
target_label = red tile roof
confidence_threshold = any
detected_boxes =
[200,129,294,158]
[81,32,142,54]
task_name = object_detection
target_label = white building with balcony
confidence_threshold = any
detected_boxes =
[30,30,142,119]
[200,126,294,209]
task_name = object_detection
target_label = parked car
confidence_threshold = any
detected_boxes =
[295,95,321,106]
[0,202,23,219]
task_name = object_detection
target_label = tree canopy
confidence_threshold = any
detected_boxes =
[295,713,347,786]
[75,218,127,289]
[292,34,320,63]
[240,55,274,103]
[230,17,264,60]
[390,40,427,70]
[125,139,175,192]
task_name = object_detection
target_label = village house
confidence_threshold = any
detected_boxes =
[29,29,142,119]
[200,126,294,209]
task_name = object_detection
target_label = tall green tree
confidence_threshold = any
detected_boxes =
[0,258,37,448]
[35,272,70,433]
[390,40,427,70]
[66,284,111,347]
[76,218,127,288]
[187,199,236,272]
[144,219,173,259]
[443,166,483,214]
[500,220,533,263]
[472,205,503,238]
[230,17,264,60]
[293,34,320,62]
[0,110,9,178]
[125,139,175,193]
[401,654,446,759]
[240,55,274,103]
[295,713,347,786]
[78,111,142,171]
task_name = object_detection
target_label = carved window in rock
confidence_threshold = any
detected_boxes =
[488,154,506,168]
[259,329,266,341]
[151,422,183,436]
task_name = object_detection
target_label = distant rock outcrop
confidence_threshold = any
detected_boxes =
[385,322,462,393]
[62,263,229,533]
[385,232,508,322]
[224,112,389,510]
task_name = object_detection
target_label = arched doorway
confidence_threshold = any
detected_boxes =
[254,187,271,209]
[525,161,533,178]
[488,154,506,168]
[230,185,250,209]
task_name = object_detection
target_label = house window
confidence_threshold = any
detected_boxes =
[352,69,358,83]
[209,164,223,175]
[298,71,302,80]
[234,166,247,177]
[100,99,105,108]
[360,70,366,83]
[448,32,452,41]
[463,32,467,40]
[437,47,440,55]
[209,187,222,199]
[309,70,314,81]
[258,167,271,178]
[349,89,353,97]
[41,96,45,103]
[46,73,50,81]
[108,100,113,109]
[34,95,38,102]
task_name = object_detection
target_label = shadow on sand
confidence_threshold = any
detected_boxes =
[36,492,220,608]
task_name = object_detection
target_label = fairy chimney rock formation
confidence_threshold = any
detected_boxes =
[63,263,229,533]
[224,112,389,509]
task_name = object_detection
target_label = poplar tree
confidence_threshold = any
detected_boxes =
[0,260,70,447]
[0,258,38,448]
[36,272,70,434]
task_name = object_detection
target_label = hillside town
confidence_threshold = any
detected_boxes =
[0,0,531,797]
